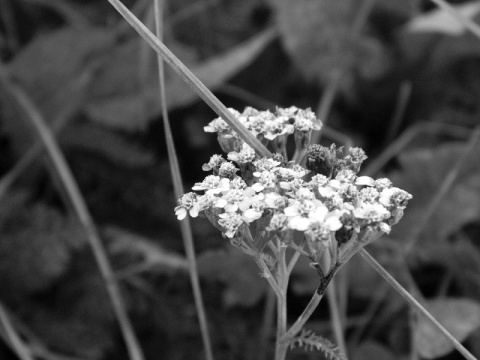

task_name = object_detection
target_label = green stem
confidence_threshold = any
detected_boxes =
[275,244,289,360]
[326,281,347,356]
[281,263,340,343]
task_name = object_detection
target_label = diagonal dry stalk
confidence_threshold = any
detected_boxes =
[106,1,479,359]
[0,302,34,360]
[153,1,214,359]
[0,74,144,360]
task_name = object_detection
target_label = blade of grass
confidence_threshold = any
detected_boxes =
[153,1,214,359]
[107,0,270,158]
[0,76,144,360]
[429,0,480,40]
[0,302,34,360]
[359,248,478,360]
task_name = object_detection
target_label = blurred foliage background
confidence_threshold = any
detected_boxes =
[1,0,480,359]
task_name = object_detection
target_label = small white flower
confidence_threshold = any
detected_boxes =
[359,187,380,203]
[228,143,256,164]
[252,171,277,192]
[336,169,357,183]
[218,212,244,238]
[375,178,392,190]
[253,158,281,173]
[242,193,266,222]
[204,118,230,133]
[174,193,200,220]
[267,213,288,231]
[264,193,286,209]
[379,187,412,209]
[355,176,375,187]
[192,175,230,194]
[310,174,329,187]
[202,154,225,172]
[354,203,391,223]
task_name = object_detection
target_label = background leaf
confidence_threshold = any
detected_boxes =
[388,142,480,244]
[406,2,480,36]
[413,297,480,358]
[85,28,276,130]
[273,0,391,91]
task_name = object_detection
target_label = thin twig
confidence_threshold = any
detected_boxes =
[107,0,271,158]
[2,79,144,360]
[153,1,214,359]
[360,249,478,360]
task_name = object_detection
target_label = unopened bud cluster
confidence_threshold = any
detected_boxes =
[175,107,411,269]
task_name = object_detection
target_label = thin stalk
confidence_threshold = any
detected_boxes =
[326,281,347,356]
[153,1,214,359]
[254,252,282,297]
[275,244,289,360]
[359,249,478,360]
[107,0,271,158]
[3,80,144,360]
[0,303,34,360]
[281,263,341,343]
[287,248,303,275]
[430,0,480,40]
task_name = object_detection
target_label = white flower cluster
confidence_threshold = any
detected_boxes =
[204,106,322,154]
[175,107,412,263]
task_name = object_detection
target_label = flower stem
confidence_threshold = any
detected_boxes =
[275,244,289,360]
[281,263,340,343]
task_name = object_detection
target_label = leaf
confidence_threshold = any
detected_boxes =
[290,329,346,360]
[60,123,155,168]
[352,341,400,360]
[413,297,480,358]
[104,226,189,274]
[197,247,268,307]
[0,194,86,298]
[4,27,111,154]
[84,28,276,130]
[388,142,480,243]
[406,2,480,36]
[28,259,117,360]
[273,0,390,89]
[399,9,480,73]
